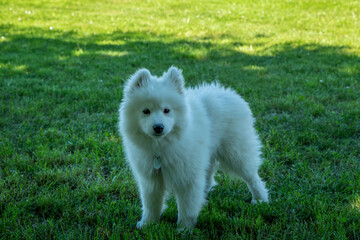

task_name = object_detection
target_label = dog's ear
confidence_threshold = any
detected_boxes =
[125,68,151,94]
[164,66,184,94]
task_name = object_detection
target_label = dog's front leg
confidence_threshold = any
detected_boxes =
[136,176,165,229]
[175,183,206,230]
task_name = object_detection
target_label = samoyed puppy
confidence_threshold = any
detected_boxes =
[118,66,269,230]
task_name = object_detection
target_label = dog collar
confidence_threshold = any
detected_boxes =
[154,156,161,170]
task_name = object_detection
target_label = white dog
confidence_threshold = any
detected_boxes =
[118,67,269,230]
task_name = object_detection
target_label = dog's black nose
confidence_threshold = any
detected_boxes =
[153,124,164,134]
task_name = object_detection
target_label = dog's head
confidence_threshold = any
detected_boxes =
[121,66,187,140]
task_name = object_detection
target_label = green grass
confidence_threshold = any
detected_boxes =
[1,0,359,238]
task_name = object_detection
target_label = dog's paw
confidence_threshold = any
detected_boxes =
[251,198,269,205]
[177,226,193,235]
[136,220,147,229]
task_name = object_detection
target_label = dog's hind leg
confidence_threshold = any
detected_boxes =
[205,158,218,193]
[225,161,269,203]
[219,143,269,203]
[238,167,269,204]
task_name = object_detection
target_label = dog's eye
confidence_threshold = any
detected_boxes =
[164,108,170,114]
[143,109,150,115]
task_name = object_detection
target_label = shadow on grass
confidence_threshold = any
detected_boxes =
[1,25,358,149]
[1,26,359,88]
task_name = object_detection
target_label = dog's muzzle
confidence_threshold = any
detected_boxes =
[153,124,164,135]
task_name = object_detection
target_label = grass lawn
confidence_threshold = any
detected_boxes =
[1,0,359,238]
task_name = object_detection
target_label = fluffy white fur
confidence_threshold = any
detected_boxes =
[118,66,269,230]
